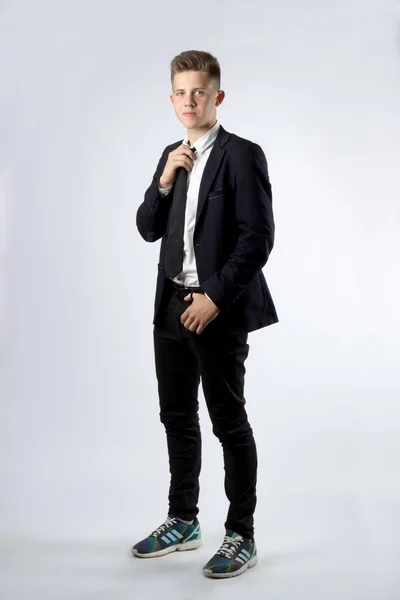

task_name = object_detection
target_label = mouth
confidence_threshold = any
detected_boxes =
[183,112,196,117]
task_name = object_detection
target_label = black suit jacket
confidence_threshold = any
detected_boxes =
[136,124,278,334]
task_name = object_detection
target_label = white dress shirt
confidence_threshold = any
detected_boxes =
[158,120,221,288]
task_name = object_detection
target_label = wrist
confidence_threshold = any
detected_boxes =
[158,177,174,189]
[205,293,220,312]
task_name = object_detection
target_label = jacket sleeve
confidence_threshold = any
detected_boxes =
[201,143,274,310]
[136,146,174,242]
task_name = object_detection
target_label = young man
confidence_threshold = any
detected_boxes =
[132,50,278,578]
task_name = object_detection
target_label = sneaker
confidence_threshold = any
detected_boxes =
[131,515,202,558]
[202,530,257,578]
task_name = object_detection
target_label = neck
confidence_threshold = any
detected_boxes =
[187,119,217,145]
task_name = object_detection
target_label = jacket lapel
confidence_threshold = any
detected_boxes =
[195,125,230,227]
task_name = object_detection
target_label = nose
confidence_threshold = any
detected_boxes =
[184,94,196,107]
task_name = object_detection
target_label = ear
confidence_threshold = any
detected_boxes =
[216,90,225,106]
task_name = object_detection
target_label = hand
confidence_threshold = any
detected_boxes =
[159,144,196,188]
[181,293,220,334]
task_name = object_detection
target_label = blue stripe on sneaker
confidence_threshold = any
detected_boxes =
[166,532,177,542]
[161,535,171,544]
[241,549,251,559]
[172,529,183,539]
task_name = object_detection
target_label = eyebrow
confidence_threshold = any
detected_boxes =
[173,87,206,92]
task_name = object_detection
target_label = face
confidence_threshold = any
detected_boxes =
[170,71,225,133]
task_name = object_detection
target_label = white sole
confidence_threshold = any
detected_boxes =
[203,554,257,578]
[132,538,202,558]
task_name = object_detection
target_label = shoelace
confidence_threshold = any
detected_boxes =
[216,534,244,559]
[151,516,178,538]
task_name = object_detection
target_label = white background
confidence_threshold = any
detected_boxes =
[1,1,399,598]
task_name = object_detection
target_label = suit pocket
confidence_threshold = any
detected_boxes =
[208,192,225,200]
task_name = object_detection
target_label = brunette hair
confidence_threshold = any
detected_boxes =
[170,50,221,89]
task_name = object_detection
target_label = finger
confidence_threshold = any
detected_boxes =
[183,294,191,302]
[180,145,195,159]
[174,157,194,172]
[173,147,194,161]
[181,309,190,323]
[178,148,195,164]
[182,156,195,171]
[174,145,195,162]
[184,315,197,331]
[185,314,196,329]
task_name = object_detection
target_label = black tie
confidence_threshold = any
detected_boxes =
[164,147,196,279]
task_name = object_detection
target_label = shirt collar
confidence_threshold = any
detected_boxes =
[183,120,220,154]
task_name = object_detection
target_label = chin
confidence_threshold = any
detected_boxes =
[188,121,204,129]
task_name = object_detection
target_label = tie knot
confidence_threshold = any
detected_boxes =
[191,146,197,153]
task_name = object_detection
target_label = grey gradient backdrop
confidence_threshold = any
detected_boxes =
[0,1,399,598]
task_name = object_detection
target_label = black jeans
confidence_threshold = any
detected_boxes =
[153,280,258,539]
